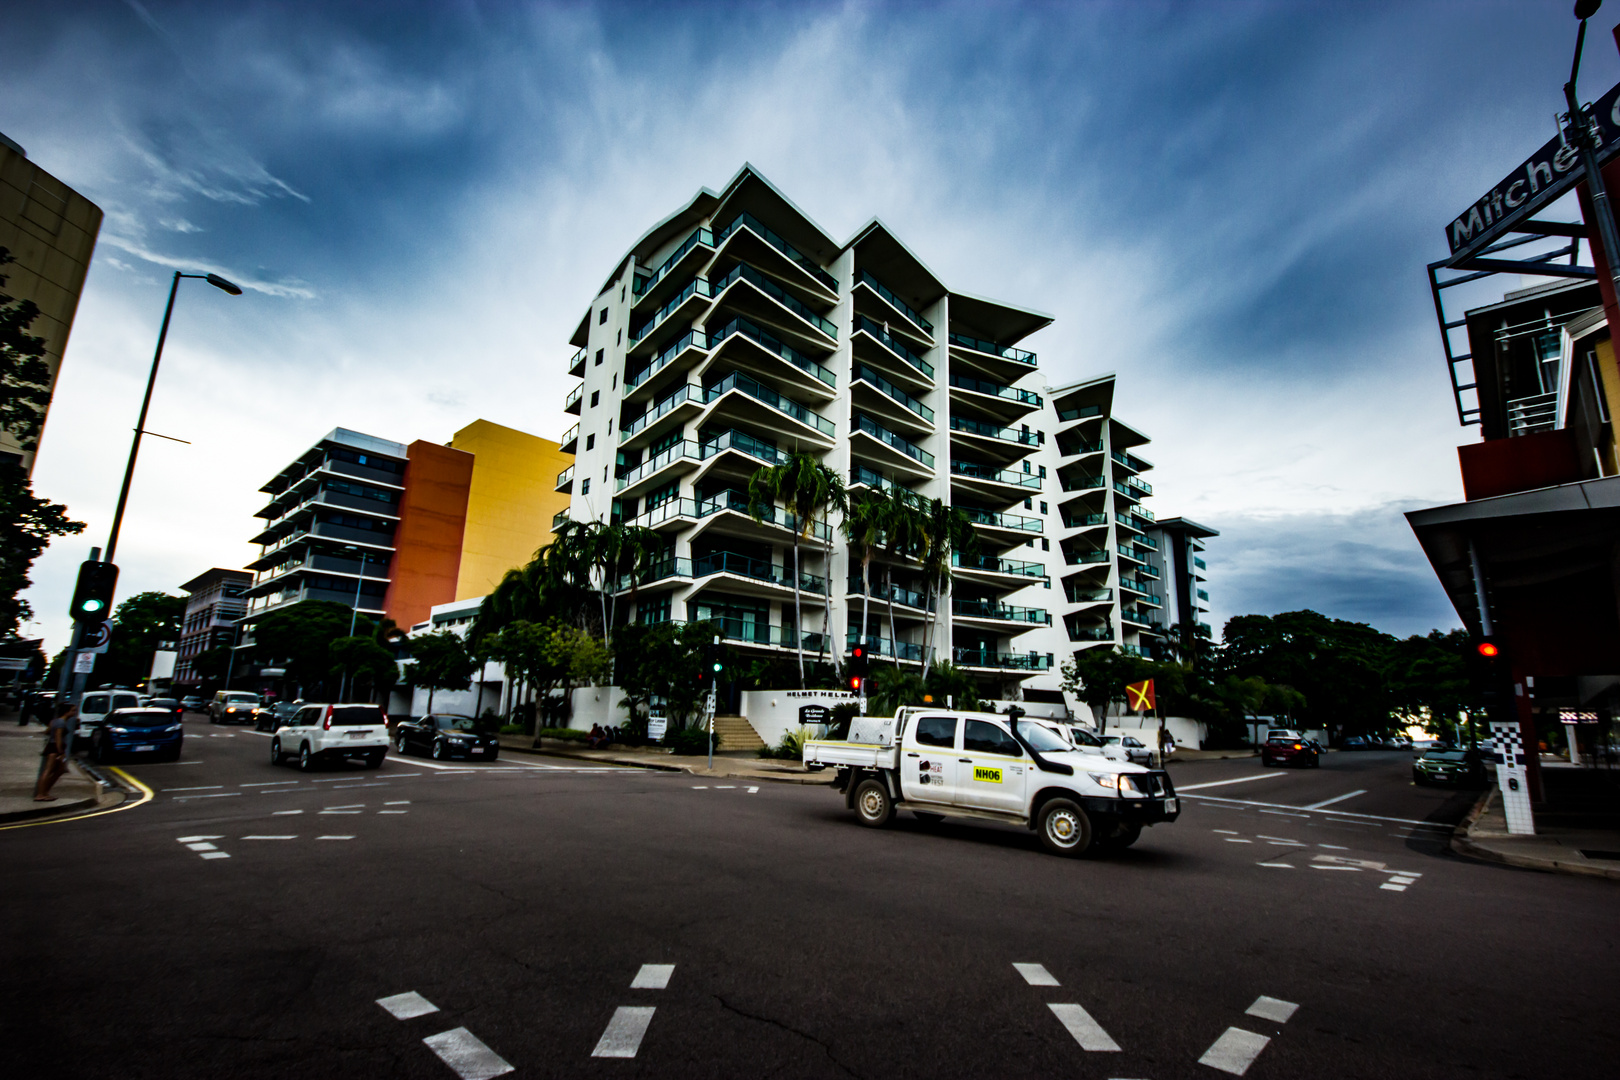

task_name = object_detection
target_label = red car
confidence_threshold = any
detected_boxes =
[1262,736,1320,768]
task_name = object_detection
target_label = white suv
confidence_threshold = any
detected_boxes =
[269,703,390,771]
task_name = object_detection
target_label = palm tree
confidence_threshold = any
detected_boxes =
[841,490,890,663]
[748,452,846,687]
[878,487,925,669]
[917,497,977,679]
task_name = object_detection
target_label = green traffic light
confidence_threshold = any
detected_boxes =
[712,662,722,672]
[82,599,104,612]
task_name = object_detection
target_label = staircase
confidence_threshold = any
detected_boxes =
[711,714,766,752]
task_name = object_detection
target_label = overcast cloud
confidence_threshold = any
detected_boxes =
[3,0,1607,650]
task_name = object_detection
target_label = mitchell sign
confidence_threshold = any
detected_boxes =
[1446,79,1620,260]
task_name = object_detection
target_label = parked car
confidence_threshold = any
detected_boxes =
[1101,734,1154,766]
[1266,728,1304,742]
[146,697,184,720]
[393,714,500,761]
[269,702,389,771]
[1413,747,1486,786]
[77,689,143,747]
[254,700,303,733]
[1262,735,1320,768]
[209,690,261,724]
[1342,735,1375,751]
[89,706,184,762]
[23,690,57,724]
[180,696,205,713]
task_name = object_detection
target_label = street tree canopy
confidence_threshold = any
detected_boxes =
[101,591,184,688]
[0,247,54,451]
[409,631,478,712]
[0,461,84,639]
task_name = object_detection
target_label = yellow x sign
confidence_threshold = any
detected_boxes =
[1125,679,1155,713]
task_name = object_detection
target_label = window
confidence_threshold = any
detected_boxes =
[1041,538,1050,551]
[1040,502,1048,515]
[1039,465,1047,479]
[586,434,595,451]
[964,720,1020,757]
[646,480,679,510]
[581,479,591,495]
[915,716,957,748]
[590,391,600,408]
[617,330,622,345]
[612,374,617,390]
[599,308,608,325]
[620,286,626,302]
[595,349,604,366]
[1025,498,1033,510]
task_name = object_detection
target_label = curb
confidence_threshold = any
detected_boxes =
[1450,788,1620,882]
[0,761,111,824]
[498,740,834,784]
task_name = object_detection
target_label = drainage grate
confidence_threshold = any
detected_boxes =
[1578,850,1620,861]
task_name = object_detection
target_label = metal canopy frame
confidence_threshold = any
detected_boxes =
[1429,219,1594,427]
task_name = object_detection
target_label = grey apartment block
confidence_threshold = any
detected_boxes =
[174,567,250,686]
[1144,517,1217,654]
[555,165,1208,701]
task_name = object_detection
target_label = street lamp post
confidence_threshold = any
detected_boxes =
[1564,1,1620,309]
[338,546,366,702]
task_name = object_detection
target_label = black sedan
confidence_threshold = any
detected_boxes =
[254,701,303,733]
[393,714,499,761]
[1413,748,1487,786]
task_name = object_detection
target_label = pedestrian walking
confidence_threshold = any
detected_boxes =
[34,702,75,802]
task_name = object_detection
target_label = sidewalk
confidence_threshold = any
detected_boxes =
[1453,787,1620,881]
[0,719,111,824]
[497,734,834,784]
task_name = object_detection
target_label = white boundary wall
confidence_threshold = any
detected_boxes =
[738,689,859,746]
[1095,714,1208,751]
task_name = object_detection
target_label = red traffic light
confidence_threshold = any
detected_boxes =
[1477,641,1500,658]
[849,676,863,691]
[852,646,865,661]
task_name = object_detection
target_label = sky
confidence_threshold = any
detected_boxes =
[3,0,1613,653]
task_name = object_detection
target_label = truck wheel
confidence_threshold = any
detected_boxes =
[1097,821,1141,851]
[853,778,895,828]
[1037,798,1093,856]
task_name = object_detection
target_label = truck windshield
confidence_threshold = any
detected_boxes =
[1018,724,1071,753]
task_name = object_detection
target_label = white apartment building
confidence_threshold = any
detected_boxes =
[554,165,1207,705]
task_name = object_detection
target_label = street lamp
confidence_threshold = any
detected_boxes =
[105,270,242,564]
[1562,0,1620,310]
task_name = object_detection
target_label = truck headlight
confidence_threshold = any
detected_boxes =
[1119,775,1145,796]
[1088,773,1120,790]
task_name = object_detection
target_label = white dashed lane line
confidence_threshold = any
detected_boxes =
[1048,1003,1122,1052]
[1013,963,1059,986]
[378,990,513,1080]
[242,835,297,840]
[1303,789,1368,810]
[377,991,439,1020]
[592,964,674,1059]
[630,964,675,990]
[1198,995,1299,1075]
[176,835,229,860]
[316,835,355,840]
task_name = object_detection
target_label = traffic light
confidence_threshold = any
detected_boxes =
[1472,637,1507,709]
[849,675,863,693]
[1476,640,1500,658]
[850,644,867,678]
[69,560,119,624]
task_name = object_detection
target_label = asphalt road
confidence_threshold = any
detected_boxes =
[3,722,1615,1079]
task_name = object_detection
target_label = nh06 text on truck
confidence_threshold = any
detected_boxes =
[803,708,1178,856]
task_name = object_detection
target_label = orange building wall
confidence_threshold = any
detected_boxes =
[384,441,475,630]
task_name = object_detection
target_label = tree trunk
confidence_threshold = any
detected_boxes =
[818,528,836,677]
[792,534,804,688]
[885,565,898,669]
[427,685,435,714]
[472,666,485,721]
[921,576,936,679]
[859,551,873,662]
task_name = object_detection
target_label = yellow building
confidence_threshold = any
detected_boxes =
[447,419,575,601]
[0,131,103,473]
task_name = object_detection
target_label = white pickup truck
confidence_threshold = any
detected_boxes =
[803,708,1178,856]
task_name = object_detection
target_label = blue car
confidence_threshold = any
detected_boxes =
[90,707,185,763]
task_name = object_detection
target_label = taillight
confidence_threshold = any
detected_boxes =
[323,706,333,731]
[1293,743,1303,750]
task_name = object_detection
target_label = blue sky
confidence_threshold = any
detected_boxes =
[4,0,1612,651]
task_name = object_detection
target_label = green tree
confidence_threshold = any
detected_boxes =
[841,489,890,658]
[916,497,976,678]
[748,453,847,685]
[328,636,398,703]
[0,248,54,451]
[867,664,925,717]
[488,620,612,733]
[878,488,925,667]
[0,462,84,638]
[1061,646,1152,732]
[1219,610,1394,738]
[251,600,372,699]
[1383,629,1478,742]
[409,631,478,713]
[612,620,728,731]
[923,660,981,713]
[99,591,185,688]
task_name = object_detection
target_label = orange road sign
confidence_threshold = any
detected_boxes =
[1126,679,1156,712]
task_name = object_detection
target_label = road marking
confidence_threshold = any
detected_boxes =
[1317,843,1348,850]
[1213,829,1239,835]
[273,810,303,816]
[320,810,362,815]
[1316,854,1387,870]
[1327,818,1376,827]
[377,990,439,1019]
[1246,996,1298,1023]
[316,835,355,840]
[379,810,408,814]
[1257,862,1295,868]
[186,842,218,851]
[747,786,759,794]
[1311,865,1359,871]
[174,792,242,800]
[403,758,484,771]
[1013,962,1059,986]
[631,964,675,989]
[1181,794,1453,829]
[334,782,391,789]
[1304,789,1368,810]
[692,785,708,789]
[1176,774,1290,791]
[1199,1027,1270,1075]
[715,785,735,789]
[1047,1003,1121,1052]
[198,852,230,860]
[327,804,365,809]
[241,781,299,787]
[1223,838,1253,844]
[242,835,297,840]
[177,835,224,843]
[1388,874,1418,884]
[385,800,411,805]
[592,1006,656,1058]
[1255,835,1299,843]
[1381,883,1407,891]
[1266,840,1304,846]
[423,1027,514,1079]
[164,785,223,792]
[1259,809,1308,818]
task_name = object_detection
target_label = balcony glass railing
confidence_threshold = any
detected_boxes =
[713,213,839,292]
[855,315,934,379]
[960,507,1042,533]
[1065,586,1113,604]
[556,464,574,488]
[622,384,702,442]
[952,647,1054,670]
[1113,481,1138,501]
[950,459,1041,489]
[950,373,1041,407]
[627,330,711,391]
[1063,438,1104,455]
[1121,643,1152,657]
[712,262,837,339]
[1194,557,1207,570]
[847,576,931,610]
[694,549,826,594]
[552,511,570,531]
[1068,625,1114,642]
[847,631,925,662]
[853,414,934,467]
[1135,505,1155,523]
[1138,564,1160,580]
[951,599,1051,625]
[1117,544,1145,562]
[700,428,787,468]
[568,348,587,375]
[705,370,835,437]
[850,464,915,495]
[855,269,933,334]
[634,226,715,297]
[855,364,934,422]
[1198,589,1209,601]
[1064,548,1109,566]
[561,422,579,448]
[627,497,698,529]
[704,617,826,651]
[614,557,695,591]
[953,552,1046,578]
[950,415,1042,446]
[565,384,583,411]
[1061,474,1105,493]
[1133,534,1159,550]
[697,488,831,541]
[1127,475,1153,495]
[1062,511,1108,528]
[708,316,835,387]
[1057,403,1102,422]
[630,275,714,343]
[948,331,1036,366]
[616,440,701,490]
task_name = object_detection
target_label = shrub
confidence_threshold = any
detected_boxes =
[669,727,719,755]
[537,727,589,742]
[499,723,525,735]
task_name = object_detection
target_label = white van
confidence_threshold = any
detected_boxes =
[77,689,143,745]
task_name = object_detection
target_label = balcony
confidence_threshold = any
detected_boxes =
[1062,511,1108,529]
[697,488,831,542]
[950,372,1042,410]
[712,261,837,341]
[552,511,570,532]
[564,384,583,415]
[1068,624,1114,642]
[1135,505,1155,523]
[560,423,579,455]
[1507,391,1559,437]
[1057,403,1102,423]
[704,370,835,439]
[629,274,714,349]
[616,440,701,492]
[626,497,699,531]
[855,269,933,337]
[855,315,934,380]
[615,556,695,592]
[951,599,1051,625]
[705,618,826,652]
[1133,534,1159,550]
[694,549,827,594]
[952,552,1047,579]
[1065,586,1112,604]
[850,464,915,496]
[1063,547,1109,566]
[1060,473,1106,493]
[555,464,574,493]
[960,507,1042,534]
[848,630,925,663]
[854,363,934,425]
[847,576,931,611]
[633,225,715,304]
[1116,543,1145,564]
[709,316,836,390]
[1194,556,1207,570]
[948,331,1036,367]
[1198,589,1209,601]
[1120,642,1152,657]
[1127,475,1153,496]
[621,383,704,444]
[951,414,1042,449]
[950,459,1042,493]
[952,647,1054,671]
[713,212,839,295]
[700,428,788,470]
[853,413,934,471]
[627,330,710,393]
[568,348,586,378]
